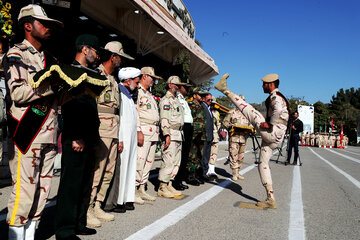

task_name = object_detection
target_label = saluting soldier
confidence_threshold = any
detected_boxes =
[4,5,63,239]
[135,67,162,204]
[186,87,206,186]
[157,76,185,198]
[215,73,289,209]
[222,100,251,181]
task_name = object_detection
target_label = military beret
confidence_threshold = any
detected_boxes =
[75,34,100,50]
[262,73,279,83]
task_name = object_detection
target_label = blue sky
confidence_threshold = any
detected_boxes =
[182,0,360,104]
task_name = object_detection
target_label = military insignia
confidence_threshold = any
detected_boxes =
[31,105,48,116]
[104,92,111,102]
[147,103,151,109]
[28,46,37,54]
[232,118,237,123]
[8,56,21,65]
[163,105,170,110]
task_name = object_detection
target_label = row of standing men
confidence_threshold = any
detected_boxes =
[300,132,348,148]
[3,4,253,240]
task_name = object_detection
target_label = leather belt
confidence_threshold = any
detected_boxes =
[139,118,159,126]
[98,106,119,115]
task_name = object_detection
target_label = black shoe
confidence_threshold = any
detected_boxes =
[179,182,189,189]
[172,181,186,190]
[208,174,218,181]
[111,204,126,213]
[75,227,97,235]
[125,202,135,210]
[292,162,297,165]
[186,178,200,186]
[56,235,81,240]
[195,177,205,184]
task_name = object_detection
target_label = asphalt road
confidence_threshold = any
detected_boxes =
[0,141,359,240]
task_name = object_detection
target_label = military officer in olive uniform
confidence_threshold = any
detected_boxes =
[158,76,185,198]
[222,101,251,181]
[215,73,289,209]
[135,67,162,203]
[186,87,206,185]
[4,5,63,239]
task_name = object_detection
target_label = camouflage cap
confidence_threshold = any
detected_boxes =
[262,73,279,83]
[192,87,208,95]
[76,34,100,50]
[141,67,163,80]
[104,41,134,60]
[18,4,63,28]
[167,76,187,85]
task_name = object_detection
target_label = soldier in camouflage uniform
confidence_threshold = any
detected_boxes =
[215,73,289,209]
[158,76,185,198]
[186,87,206,186]
[4,5,63,238]
[87,41,133,227]
[208,98,221,178]
[135,67,162,203]
[310,132,315,146]
[222,103,251,181]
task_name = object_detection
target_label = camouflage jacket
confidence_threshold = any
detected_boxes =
[223,108,250,143]
[188,100,206,141]
[159,90,184,141]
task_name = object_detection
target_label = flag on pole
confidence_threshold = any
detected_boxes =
[331,117,334,131]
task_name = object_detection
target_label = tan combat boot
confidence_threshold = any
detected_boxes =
[256,185,277,209]
[139,184,156,201]
[157,182,174,198]
[87,206,102,228]
[232,168,239,181]
[214,73,229,93]
[93,201,115,222]
[135,187,145,205]
[167,181,182,196]
[236,169,245,180]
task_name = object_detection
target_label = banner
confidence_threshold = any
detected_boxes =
[298,105,314,134]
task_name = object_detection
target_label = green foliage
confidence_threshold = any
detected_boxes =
[151,80,167,98]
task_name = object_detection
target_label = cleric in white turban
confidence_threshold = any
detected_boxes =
[111,67,141,212]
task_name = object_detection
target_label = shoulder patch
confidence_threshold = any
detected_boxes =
[163,105,170,110]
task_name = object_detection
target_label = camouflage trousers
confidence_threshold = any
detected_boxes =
[310,139,315,146]
[209,142,218,165]
[187,135,204,173]
[228,93,286,187]
[136,141,157,186]
[7,143,57,226]
[158,141,182,183]
[229,141,246,169]
[90,137,118,205]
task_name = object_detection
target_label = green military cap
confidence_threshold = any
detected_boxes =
[167,76,187,85]
[75,34,100,50]
[262,73,279,83]
[192,87,208,95]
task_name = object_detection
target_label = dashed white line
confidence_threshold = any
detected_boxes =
[325,148,360,164]
[309,148,360,189]
[124,164,256,240]
[289,166,305,240]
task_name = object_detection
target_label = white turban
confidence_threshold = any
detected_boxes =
[118,67,141,81]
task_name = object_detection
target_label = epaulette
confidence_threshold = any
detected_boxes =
[14,43,29,51]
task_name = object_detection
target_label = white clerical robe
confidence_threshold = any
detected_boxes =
[117,84,137,204]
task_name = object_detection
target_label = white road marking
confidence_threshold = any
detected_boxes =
[341,149,360,156]
[289,166,305,240]
[309,148,360,189]
[124,164,256,240]
[326,149,360,163]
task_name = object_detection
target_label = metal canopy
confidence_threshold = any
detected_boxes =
[80,0,218,83]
